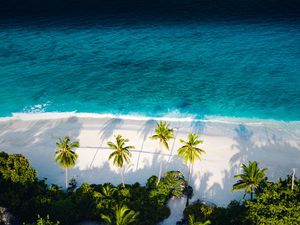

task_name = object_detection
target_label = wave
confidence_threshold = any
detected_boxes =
[1,111,299,126]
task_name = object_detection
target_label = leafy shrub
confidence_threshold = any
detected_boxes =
[246,176,300,225]
[0,152,36,185]
[183,200,249,225]
[25,215,60,225]
[0,152,185,225]
[183,201,215,223]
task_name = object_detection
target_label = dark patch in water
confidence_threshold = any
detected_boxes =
[1,0,300,24]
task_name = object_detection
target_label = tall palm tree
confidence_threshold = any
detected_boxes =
[232,161,268,201]
[107,135,134,187]
[101,205,139,225]
[178,133,205,206]
[150,121,174,186]
[54,136,79,190]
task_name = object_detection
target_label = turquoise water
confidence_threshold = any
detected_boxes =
[0,3,300,120]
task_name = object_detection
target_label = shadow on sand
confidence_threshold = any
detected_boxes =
[0,119,299,208]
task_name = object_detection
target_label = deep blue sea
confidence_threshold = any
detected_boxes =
[0,0,300,120]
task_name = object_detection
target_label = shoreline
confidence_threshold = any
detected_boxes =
[1,112,300,124]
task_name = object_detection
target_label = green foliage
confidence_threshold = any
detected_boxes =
[0,151,181,225]
[232,161,268,200]
[0,151,36,185]
[54,136,79,190]
[183,201,215,223]
[5,150,300,225]
[147,171,187,205]
[150,121,174,150]
[0,151,42,222]
[107,135,134,168]
[25,215,60,225]
[178,134,205,206]
[188,215,211,225]
[183,175,300,225]
[161,171,187,197]
[107,135,134,187]
[178,134,205,166]
[101,205,139,225]
[54,136,79,169]
[246,176,300,225]
[183,200,249,225]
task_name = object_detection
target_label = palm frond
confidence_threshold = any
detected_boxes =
[232,161,268,199]
[54,136,79,169]
[150,121,174,151]
[177,133,205,165]
[107,135,134,169]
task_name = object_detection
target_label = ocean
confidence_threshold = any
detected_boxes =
[0,0,299,121]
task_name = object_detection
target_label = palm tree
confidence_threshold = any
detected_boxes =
[101,205,139,225]
[188,215,211,225]
[150,121,174,186]
[101,184,117,198]
[107,135,134,187]
[178,133,205,206]
[232,161,268,201]
[54,136,79,190]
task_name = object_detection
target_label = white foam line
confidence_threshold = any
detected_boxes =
[0,112,298,125]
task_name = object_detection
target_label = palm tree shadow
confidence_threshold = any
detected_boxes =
[89,118,124,169]
[230,124,255,167]
[100,118,124,141]
[165,127,180,171]
[208,123,300,205]
[0,117,83,185]
[234,124,253,141]
[136,119,156,170]
[191,120,206,134]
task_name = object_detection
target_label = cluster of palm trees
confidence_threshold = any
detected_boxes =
[53,121,268,203]
[53,121,269,225]
[54,121,206,193]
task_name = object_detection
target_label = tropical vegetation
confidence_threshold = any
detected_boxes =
[0,151,187,225]
[54,136,79,190]
[178,133,205,206]
[101,205,139,225]
[232,161,268,200]
[150,121,174,186]
[0,121,299,225]
[107,134,134,187]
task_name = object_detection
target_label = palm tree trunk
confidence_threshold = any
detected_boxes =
[121,167,125,187]
[292,168,296,190]
[186,164,191,206]
[65,167,68,191]
[156,160,163,187]
[250,186,253,201]
[187,164,191,186]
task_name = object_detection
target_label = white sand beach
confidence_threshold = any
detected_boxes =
[0,113,299,224]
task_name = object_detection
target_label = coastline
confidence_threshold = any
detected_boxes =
[2,111,300,123]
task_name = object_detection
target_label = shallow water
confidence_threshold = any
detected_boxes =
[0,0,299,120]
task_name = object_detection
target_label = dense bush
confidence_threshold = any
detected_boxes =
[246,176,300,225]
[182,200,248,225]
[2,151,299,225]
[0,152,186,225]
[183,176,300,225]
[25,215,60,225]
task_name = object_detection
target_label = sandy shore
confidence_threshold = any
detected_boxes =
[0,113,299,223]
